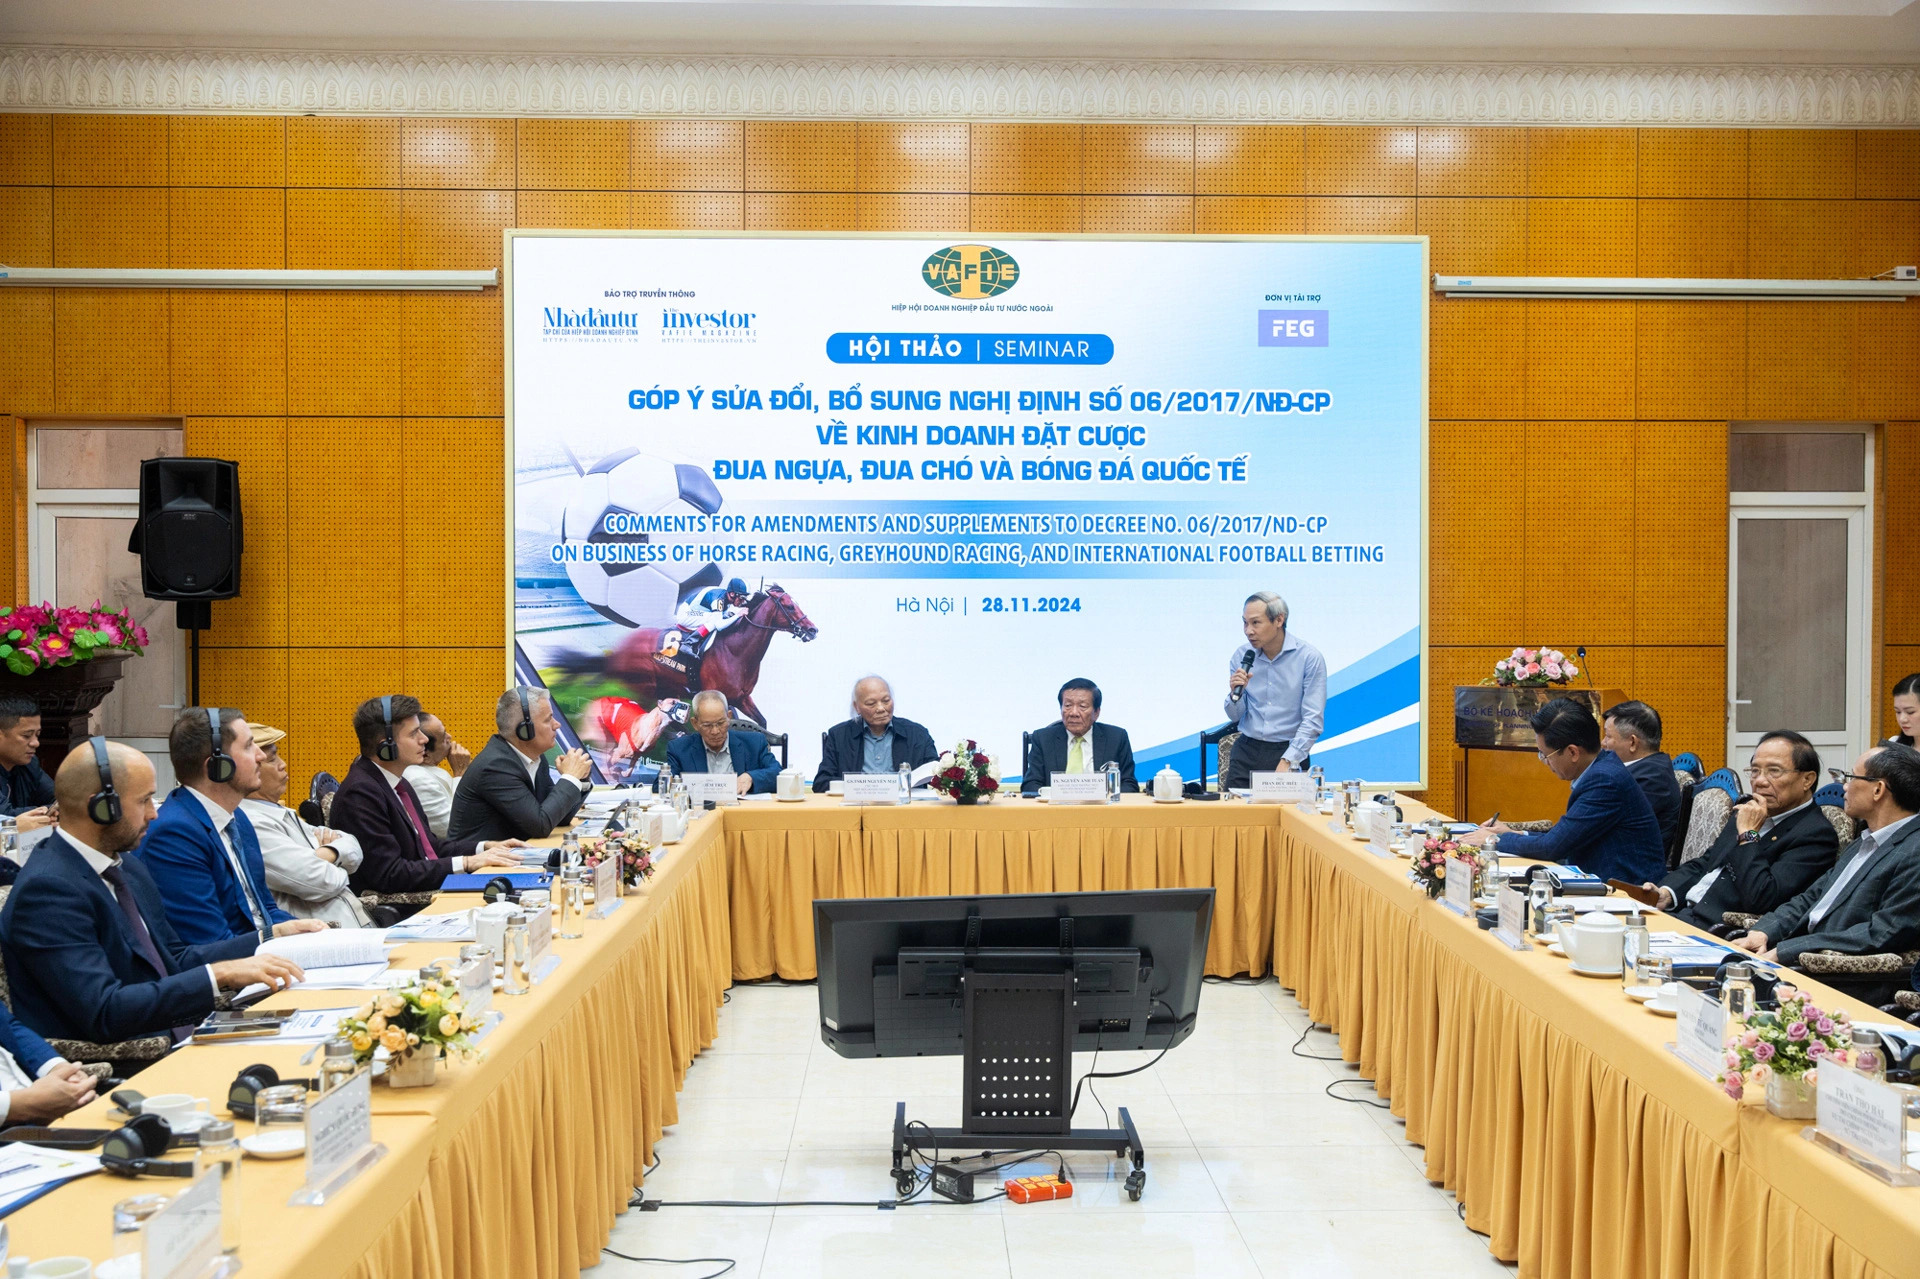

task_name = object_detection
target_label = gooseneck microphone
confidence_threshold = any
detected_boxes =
[1230,649,1256,703]
[1577,646,1594,688]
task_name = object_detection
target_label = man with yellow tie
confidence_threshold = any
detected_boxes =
[1021,678,1139,795]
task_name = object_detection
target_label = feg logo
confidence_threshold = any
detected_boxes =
[922,245,1020,299]
[1258,309,1329,347]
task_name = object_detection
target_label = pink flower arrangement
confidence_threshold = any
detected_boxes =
[0,601,148,676]
[1717,985,1852,1100]
[1487,647,1579,688]
[1410,836,1483,899]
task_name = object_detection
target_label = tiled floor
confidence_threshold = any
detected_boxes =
[602,980,1519,1279]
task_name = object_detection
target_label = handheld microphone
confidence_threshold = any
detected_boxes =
[1230,650,1256,703]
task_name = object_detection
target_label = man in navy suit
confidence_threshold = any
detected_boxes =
[1601,700,1683,853]
[1462,696,1666,885]
[812,676,938,792]
[1022,678,1139,794]
[665,691,781,795]
[2,740,304,1045]
[132,709,328,947]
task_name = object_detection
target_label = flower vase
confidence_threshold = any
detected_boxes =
[1765,1071,1817,1120]
[954,794,978,806]
[386,1043,442,1089]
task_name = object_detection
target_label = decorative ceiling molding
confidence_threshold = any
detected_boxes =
[2,45,1916,125]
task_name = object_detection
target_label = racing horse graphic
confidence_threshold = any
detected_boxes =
[605,584,818,727]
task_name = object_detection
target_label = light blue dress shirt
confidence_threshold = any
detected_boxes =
[1223,633,1328,765]
[860,728,897,774]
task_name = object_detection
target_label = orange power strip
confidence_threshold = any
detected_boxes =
[1005,1175,1072,1203]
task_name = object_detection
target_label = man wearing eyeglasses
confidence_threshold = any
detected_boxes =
[1735,743,1920,964]
[1641,731,1838,929]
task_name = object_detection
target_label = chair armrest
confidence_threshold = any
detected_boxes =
[1794,950,1918,977]
[1506,820,1553,834]
[1720,912,1760,931]
[1892,990,1920,1012]
[46,1035,171,1068]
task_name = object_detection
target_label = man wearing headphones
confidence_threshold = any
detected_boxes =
[330,695,525,901]
[2,739,305,1046]
[447,687,593,843]
[131,709,329,948]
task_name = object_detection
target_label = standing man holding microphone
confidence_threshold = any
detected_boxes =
[1223,591,1328,789]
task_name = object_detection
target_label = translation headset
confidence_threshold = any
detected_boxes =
[204,706,237,785]
[87,735,122,826]
[514,687,536,742]
[101,1113,198,1179]
[228,1063,318,1121]
[376,695,399,763]
[482,877,525,904]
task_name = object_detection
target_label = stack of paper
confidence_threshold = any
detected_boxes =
[0,1143,102,1218]
[384,911,476,943]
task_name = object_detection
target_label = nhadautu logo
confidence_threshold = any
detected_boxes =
[922,245,1020,299]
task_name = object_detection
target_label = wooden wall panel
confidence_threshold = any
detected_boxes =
[745,192,858,230]
[1429,423,1525,645]
[1527,198,1635,275]
[1638,129,1746,199]
[1747,301,1853,420]
[0,187,52,268]
[858,194,969,232]
[286,118,401,188]
[1083,196,1192,233]
[1429,297,1524,421]
[1524,421,1635,647]
[54,290,169,414]
[1416,127,1527,197]
[286,189,403,270]
[402,120,514,190]
[858,124,969,193]
[170,291,287,416]
[401,293,503,416]
[401,419,504,649]
[514,191,629,230]
[1855,307,1920,420]
[0,115,53,185]
[971,195,1080,233]
[52,187,166,267]
[183,416,289,648]
[1304,197,1413,236]
[52,116,167,186]
[1631,646,1727,769]
[630,192,744,229]
[744,122,857,192]
[168,188,285,269]
[402,189,514,269]
[169,117,285,187]
[1194,197,1303,234]
[1857,132,1920,200]
[1749,200,1851,278]
[285,648,404,792]
[1849,200,1920,280]
[1422,646,1513,812]
[1636,199,1744,278]
[0,420,22,605]
[1884,424,1920,647]
[1635,301,1745,422]
[971,124,1080,194]
[287,293,402,417]
[1526,299,1635,420]
[1196,125,1302,195]
[1417,198,1525,275]
[1083,125,1192,195]
[199,647,289,751]
[404,648,507,766]
[1303,125,1415,196]
[1633,421,1728,646]
[0,292,54,416]
[633,121,743,191]
[1528,128,1635,197]
[1750,130,1854,199]
[286,420,402,645]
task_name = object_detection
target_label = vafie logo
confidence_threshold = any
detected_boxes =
[922,245,1020,298]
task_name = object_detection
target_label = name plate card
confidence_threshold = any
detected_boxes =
[1048,773,1109,804]
[841,773,906,805]
[1493,887,1529,950]
[1809,1067,1916,1182]
[1443,857,1475,916]
[1669,987,1729,1080]
[293,1069,386,1205]
[1250,772,1316,804]
[683,773,739,806]
[146,1168,222,1279]
[591,853,621,918]
[456,952,493,1020]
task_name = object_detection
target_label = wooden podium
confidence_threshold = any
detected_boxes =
[1453,686,1627,824]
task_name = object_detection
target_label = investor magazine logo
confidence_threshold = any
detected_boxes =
[922,245,1020,299]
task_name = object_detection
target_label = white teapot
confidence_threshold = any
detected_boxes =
[1555,910,1626,973]
[1153,767,1183,801]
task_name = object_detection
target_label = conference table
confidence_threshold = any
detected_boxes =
[5,794,1914,1279]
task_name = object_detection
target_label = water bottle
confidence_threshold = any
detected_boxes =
[898,762,912,804]
[502,914,531,995]
[1528,877,1553,939]
[1102,761,1120,803]
[561,827,581,870]
[1479,832,1501,898]
[318,1037,357,1094]
[1621,911,1650,989]
[1721,962,1755,1026]
[199,1118,243,1255]
[1852,1028,1887,1083]
[554,866,582,939]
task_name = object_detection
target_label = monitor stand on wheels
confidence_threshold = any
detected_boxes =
[887,970,1149,1201]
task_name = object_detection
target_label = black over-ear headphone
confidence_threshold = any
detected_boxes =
[205,706,237,785]
[481,877,523,904]
[101,1114,198,1178]
[376,695,398,763]
[87,735,122,826]
[514,687,536,742]
[228,1063,317,1121]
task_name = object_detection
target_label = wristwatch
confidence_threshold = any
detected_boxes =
[1736,829,1760,846]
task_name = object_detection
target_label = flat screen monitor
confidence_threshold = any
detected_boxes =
[814,888,1213,1059]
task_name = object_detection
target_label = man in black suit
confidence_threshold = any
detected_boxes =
[1737,743,1920,965]
[1602,700,1682,852]
[447,687,593,842]
[0,739,305,1045]
[0,697,55,832]
[812,676,937,792]
[330,695,525,898]
[1022,678,1138,794]
[1643,730,1837,929]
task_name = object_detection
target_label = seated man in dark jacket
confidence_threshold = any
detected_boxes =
[331,695,525,899]
[0,697,55,832]
[812,676,937,792]
[1644,731,1838,929]
[2,739,304,1046]
[664,691,781,795]
[446,687,592,842]
[1463,696,1666,885]
[1022,678,1139,794]
[1738,744,1920,965]
[1601,700,1681,852]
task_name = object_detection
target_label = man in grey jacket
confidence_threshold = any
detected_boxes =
[238,724,372,928]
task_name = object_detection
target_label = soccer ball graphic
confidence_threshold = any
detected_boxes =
[560,448,724,628]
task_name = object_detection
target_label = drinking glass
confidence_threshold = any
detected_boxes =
[252,1083,309,1156]
[1101,762,1120,803]
[113,1193,170,1260]
[1631,954,1673,997]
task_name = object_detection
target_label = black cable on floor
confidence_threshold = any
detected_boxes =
[1068,998,1177,1119]
[1324,1078,1392,1109]
[1202,974,1274,986]
[601,1252,734,1279]
[1290,1018,1345,1062]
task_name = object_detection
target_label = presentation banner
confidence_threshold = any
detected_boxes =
[506,232,1426,786]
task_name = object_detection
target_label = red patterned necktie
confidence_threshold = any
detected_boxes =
[395,780,439,860]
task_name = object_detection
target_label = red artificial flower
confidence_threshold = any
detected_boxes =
[38,634,71,659]
[943,766,964,780]
[971,753,988,768]
[978,776,998,791]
